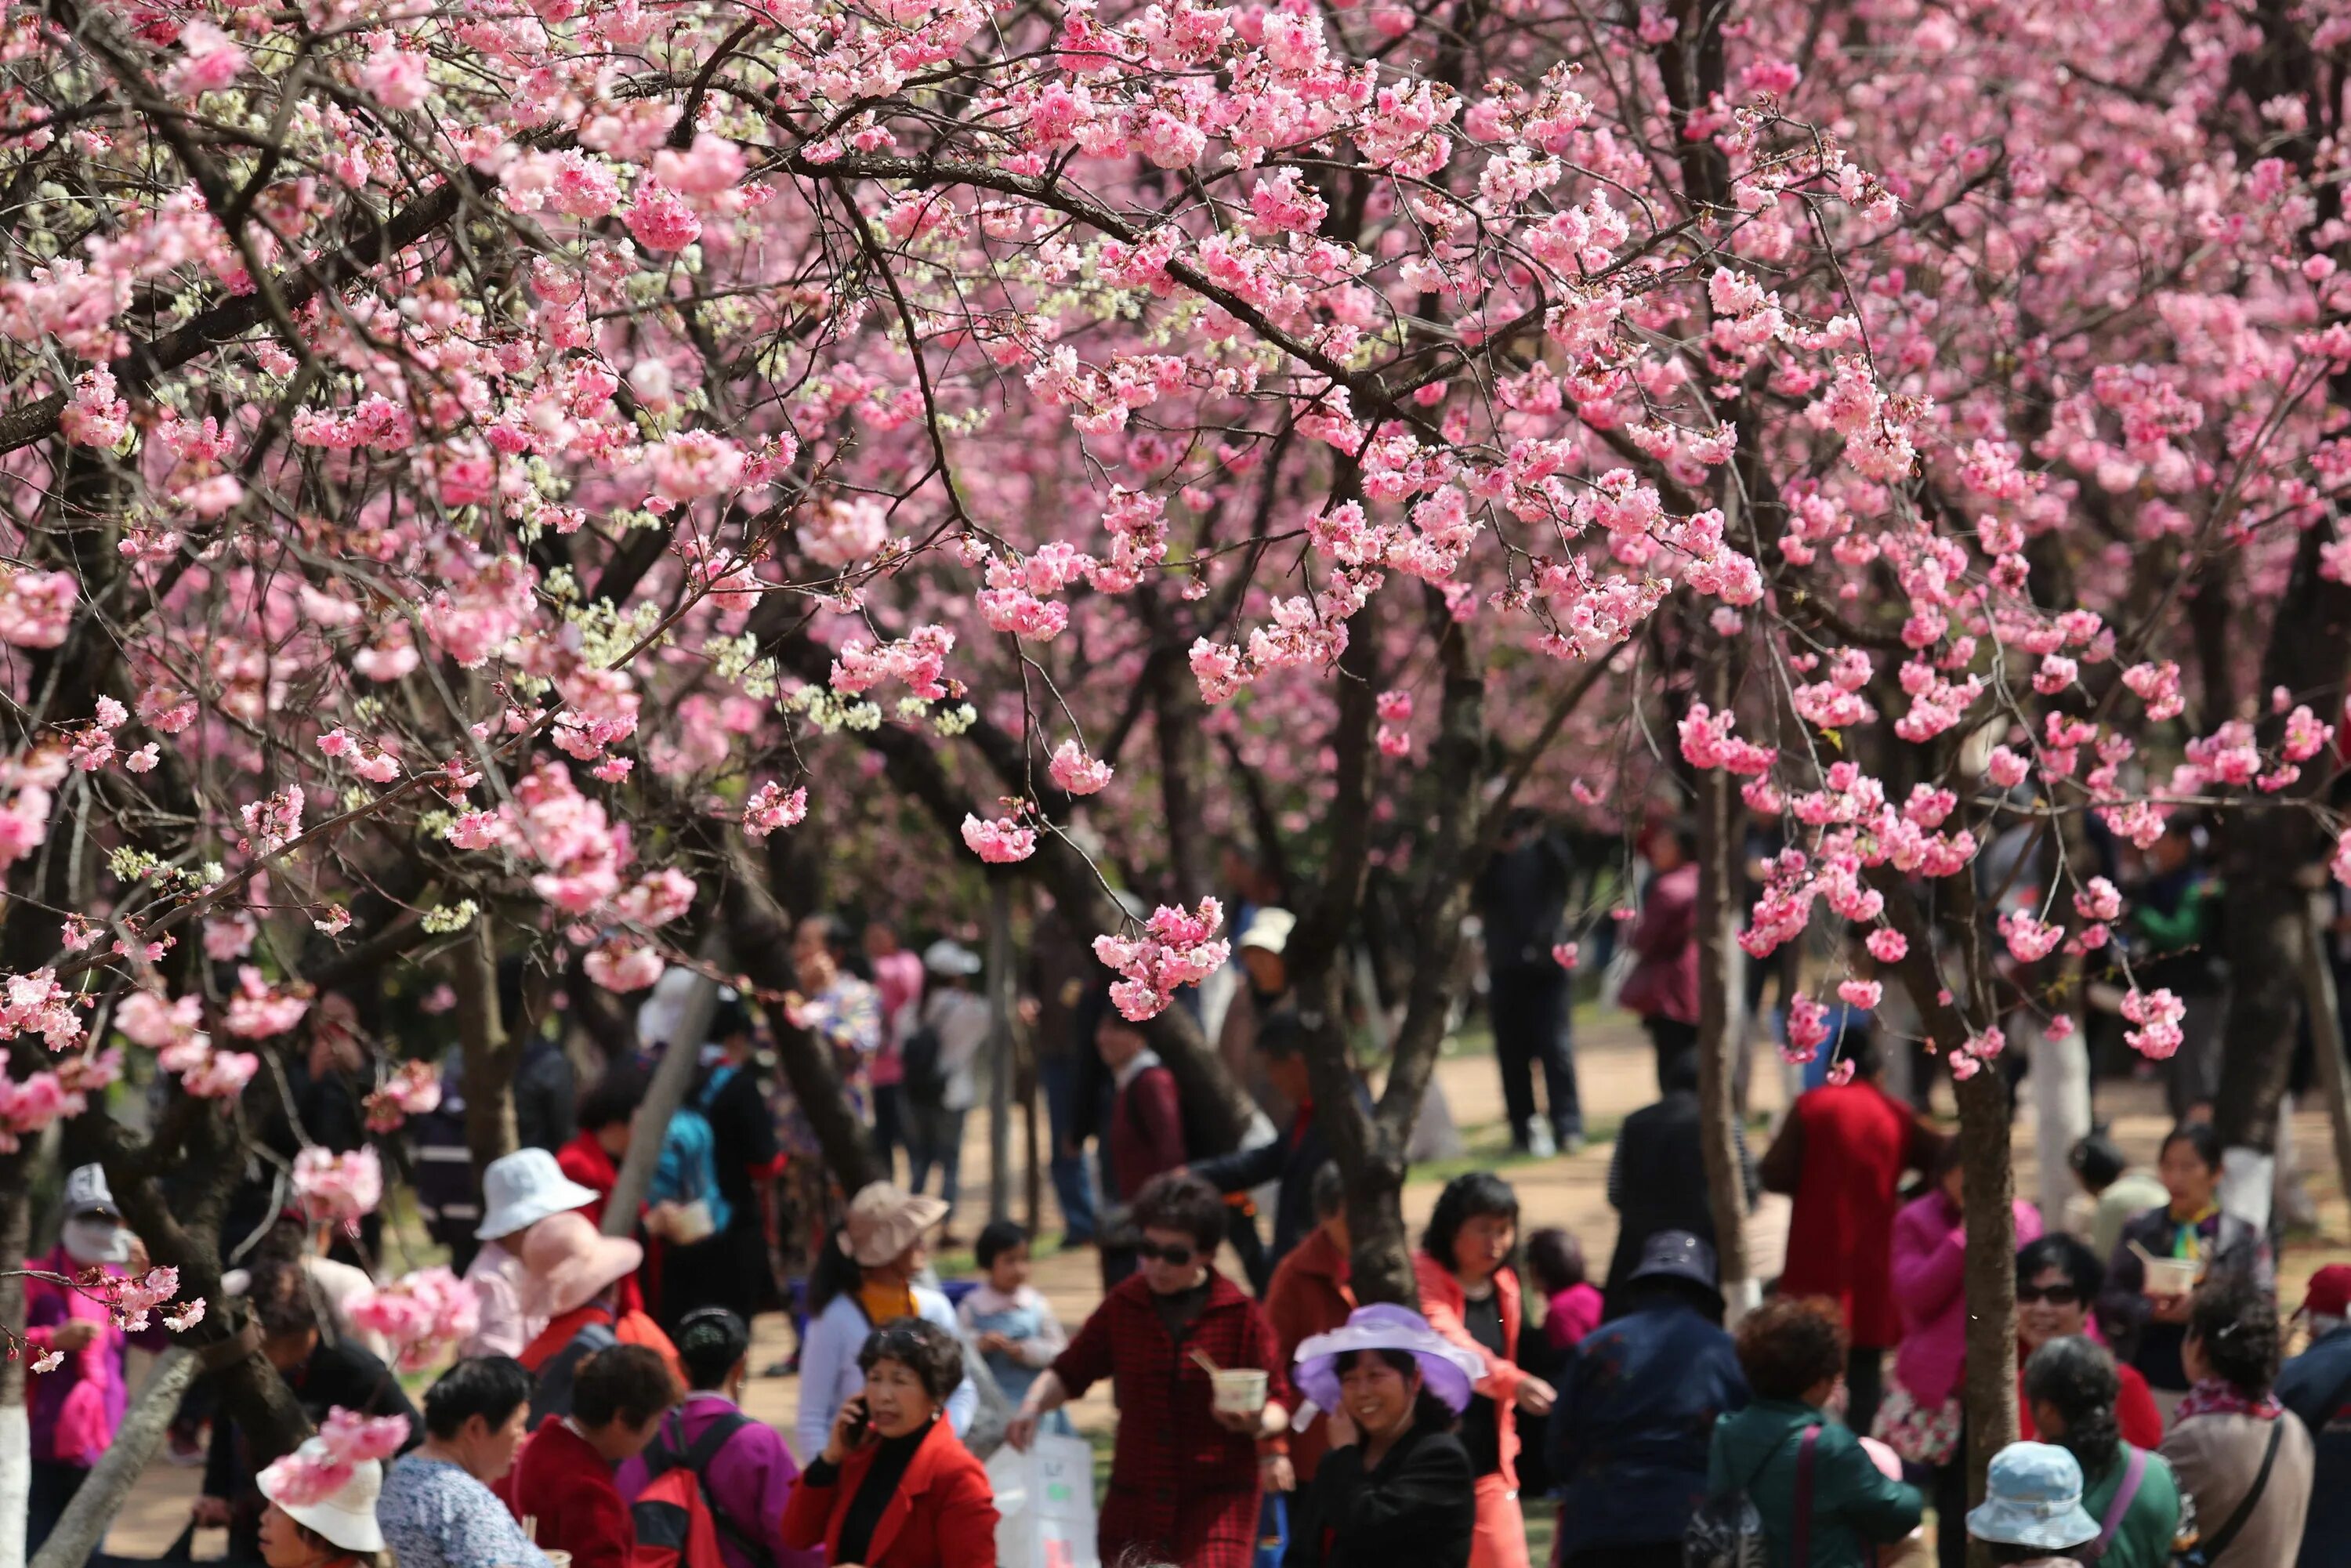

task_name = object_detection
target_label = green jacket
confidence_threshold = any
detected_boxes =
[2080,1443,2180,1568]
[1705,1400,1923,1568]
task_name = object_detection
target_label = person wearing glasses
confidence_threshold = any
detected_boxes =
[1005,1171,1291,1568]
[2014,1235,2163,1449]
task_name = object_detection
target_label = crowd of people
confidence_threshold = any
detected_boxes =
[24,819,2351,1568]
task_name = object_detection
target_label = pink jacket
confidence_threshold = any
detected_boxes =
[1890,1190,2041,1405]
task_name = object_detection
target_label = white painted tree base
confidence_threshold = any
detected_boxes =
[0,1400,30,1568]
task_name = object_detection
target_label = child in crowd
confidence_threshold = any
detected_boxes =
[957,1221,1071,1436]
[1527,1227,1602,1352]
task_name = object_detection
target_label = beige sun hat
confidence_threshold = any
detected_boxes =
[519,1210,643,1317]
[258,1439,386,1555]
[839,1181,949,1268]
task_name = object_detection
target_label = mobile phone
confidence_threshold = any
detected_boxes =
[843,1397,871,1445]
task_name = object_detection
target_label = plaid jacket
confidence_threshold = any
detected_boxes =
[1052,1268,1290,1568]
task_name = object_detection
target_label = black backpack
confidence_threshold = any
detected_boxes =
[900,1022,947,1110]
[1686,1425,1816,1568]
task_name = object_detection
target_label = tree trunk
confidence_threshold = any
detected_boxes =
[28,1349,197,1568]
[2295,891,2351,1226]
[1954,1064,2020,1558]
[605,955,723,1240]
[718,839,883,1193]
[1692,638,1755,1318]
[453,920,520,1177]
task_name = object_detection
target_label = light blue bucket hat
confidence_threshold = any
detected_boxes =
[1966,1442,2099,1551]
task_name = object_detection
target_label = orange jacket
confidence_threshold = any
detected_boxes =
[1414,1250,1526,1489]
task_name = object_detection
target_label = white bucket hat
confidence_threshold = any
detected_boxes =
[475,1147,600,1241]
[259,1439,386,1555]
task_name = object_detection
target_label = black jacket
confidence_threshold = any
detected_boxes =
[1603,1089,1755,1302]
[208,1335,421,1545]
[1475,832,1573,972]
[1285,1416,1474,1568]
[1190,1081,1370,1269]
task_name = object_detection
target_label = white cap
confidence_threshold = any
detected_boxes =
[922,939,984,977]
[475,1147,600,1240]
[259,1441,385,1555]
[63,1164,119,1219]
[1238,907,1296,957]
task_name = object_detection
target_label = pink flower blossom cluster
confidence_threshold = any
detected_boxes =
[346,1268,480,1371]
[294,1146,384,1234]
[1092,898,1230,1021]
[364,1061,442,1133]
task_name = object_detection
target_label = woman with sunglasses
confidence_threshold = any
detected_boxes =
[1006,1171,1291,1568]
[2014,1235,2163,1449]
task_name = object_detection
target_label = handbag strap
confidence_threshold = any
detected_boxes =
[1790,1426,1820,1565]
[2078,1445,2147,1563]
[2197,1418,2284,1563]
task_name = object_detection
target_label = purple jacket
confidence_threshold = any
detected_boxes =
[616,1392,823,1568]
[1621,864,1700,1024]
[25,1244,154,1466]
[1890,1190,2043,1405]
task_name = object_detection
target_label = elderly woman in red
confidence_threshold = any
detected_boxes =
[1414,1172,1556,1568]
[783,1316,997,1568]
[1008,1171,1291,1568]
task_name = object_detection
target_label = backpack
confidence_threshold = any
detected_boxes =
[629,1410,773,1568]
[654,1106,734,1235]
[1685,1424,1817,1568]
[901,1022,947,1110]
[526,1316,619,1425]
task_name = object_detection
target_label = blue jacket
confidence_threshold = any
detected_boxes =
[1548,1299,1749,1553]
[2274,1324,2351,1567]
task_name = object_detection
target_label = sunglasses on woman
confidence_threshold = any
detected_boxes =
[1136,1240,1197,1266]
[2016,1283,2081,1305]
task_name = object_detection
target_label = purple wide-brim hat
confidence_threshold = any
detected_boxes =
[1293,1303,1485,1416]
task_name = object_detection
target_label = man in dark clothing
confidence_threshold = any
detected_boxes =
[500,959,578,1153]
[408,1046,483,1273]
[1024,901,1099,1248]
[1602,1049,1756,1313]
[2273,1264,2351,1568]
[2129,822,2226,1118]
[1186,1013,1363,1273]
[197,1252,421,1559]
[1475,807,1581,1154]
[1550,1233,1750,1566]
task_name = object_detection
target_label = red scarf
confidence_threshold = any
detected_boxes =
[2174,1378,2283,1422]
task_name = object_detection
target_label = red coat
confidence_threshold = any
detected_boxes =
[1052,1269,1288,1568]
[1766,1081,1937,1348]
[781,1417,998,1568]
[1262,1226,1357,1483]
[1415,1252,1527,1489]
[509,1417,632,1568]
[1106,1060,1186,1204]
[1620,863,1700,1024]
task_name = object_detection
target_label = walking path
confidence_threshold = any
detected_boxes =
[95,1014,2351,1557]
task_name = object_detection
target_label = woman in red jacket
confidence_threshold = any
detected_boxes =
[1414,1173,1555,1568]
[2015,1234,2164,1448]
[782,1317,998,1568]
[1009,1172,1292,1568]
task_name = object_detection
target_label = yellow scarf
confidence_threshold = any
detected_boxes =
[2169,1203,2218,1260]
[858,1278,916,1326]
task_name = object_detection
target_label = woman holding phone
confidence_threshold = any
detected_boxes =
[781,1316,998,1568]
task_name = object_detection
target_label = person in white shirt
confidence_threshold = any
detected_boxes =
[460,1149,600,1360]
[906,940,992,1246]
[792,1182,976,1464]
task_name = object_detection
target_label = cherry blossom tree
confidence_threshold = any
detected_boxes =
[2,0,2350,1549]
